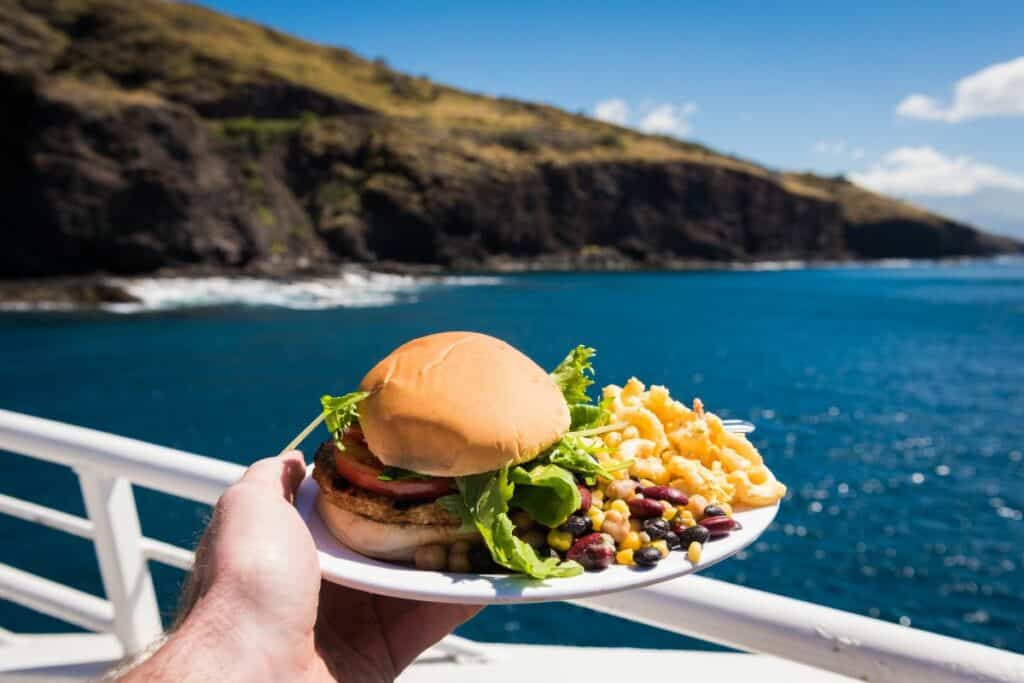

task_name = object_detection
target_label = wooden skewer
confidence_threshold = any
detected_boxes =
[280,413,325,456]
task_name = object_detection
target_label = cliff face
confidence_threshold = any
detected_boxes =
[1,0,1016,278]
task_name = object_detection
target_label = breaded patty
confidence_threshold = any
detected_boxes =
[313,442,460,527]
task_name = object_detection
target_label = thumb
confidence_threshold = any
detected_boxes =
[238,450,307,502]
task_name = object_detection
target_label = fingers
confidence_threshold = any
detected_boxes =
[238,450,307,502]
[372,598,484,673]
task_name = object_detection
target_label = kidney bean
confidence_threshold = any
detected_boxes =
[627,497,665,518]
[701,515,738,538]
[577,485,592,512]
[567,533,615,571]
[640,485,689,506]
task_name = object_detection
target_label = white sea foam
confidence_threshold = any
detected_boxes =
[102,272,503,313]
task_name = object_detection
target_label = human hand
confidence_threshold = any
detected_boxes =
[121,451,481,682]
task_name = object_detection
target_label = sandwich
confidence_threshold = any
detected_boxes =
[300,330,785,578]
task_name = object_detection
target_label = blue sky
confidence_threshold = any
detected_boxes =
[200,1,1024,238]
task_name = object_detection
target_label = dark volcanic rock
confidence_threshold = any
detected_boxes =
[1,73,266,276]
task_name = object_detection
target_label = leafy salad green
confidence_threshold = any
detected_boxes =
[315,344,620,579]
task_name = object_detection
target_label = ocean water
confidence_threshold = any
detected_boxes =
[1,262,1022,654]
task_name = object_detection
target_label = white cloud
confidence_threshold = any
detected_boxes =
[639,102,698,136]
[850,146,1024,197]
[593,98,629,125]
[593,99,697,137]
[895,56,1024,123]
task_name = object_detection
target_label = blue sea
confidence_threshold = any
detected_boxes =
[2,261,1022,654]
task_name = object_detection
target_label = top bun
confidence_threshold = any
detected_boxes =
[357,332,570,477]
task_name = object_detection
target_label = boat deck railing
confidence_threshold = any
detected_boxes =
[0,408,1021,682]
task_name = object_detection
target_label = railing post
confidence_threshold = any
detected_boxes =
[77,470,163,653]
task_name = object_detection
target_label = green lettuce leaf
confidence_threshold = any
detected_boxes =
[509,463,581,527]
[547,434,631,485]
[455,468,582,579]
[320,392,370,449]
[377,466,432,482]
[435,494,478,534]
[568,403,608,430]
[550,346,596,405]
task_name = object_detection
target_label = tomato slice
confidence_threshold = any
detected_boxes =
[332,442,454,500]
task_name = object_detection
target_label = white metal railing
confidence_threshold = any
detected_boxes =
[1,408,1023,682]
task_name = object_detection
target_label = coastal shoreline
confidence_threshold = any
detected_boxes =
[2,255,1019,312]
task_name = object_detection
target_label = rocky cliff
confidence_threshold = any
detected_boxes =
[1,0,1017,279]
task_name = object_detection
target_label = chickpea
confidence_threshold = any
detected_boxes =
[601,509,629,543]
[414,544,448,571]
[606,479,639,500]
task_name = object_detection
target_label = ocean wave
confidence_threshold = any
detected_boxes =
[102,272,504,313]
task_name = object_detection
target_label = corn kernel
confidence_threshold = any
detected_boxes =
[616,548,635,565]
[639,531,651,544]
[651,539,669,558]
[547,529,573,552]
[679,510,696,526]
[609,499,630,515]
[720,502,733,516]
[587,507,605,531]
[661,505,678,521]
[687,541,702,563]
[621,531,642,551]
[591,489,605,505]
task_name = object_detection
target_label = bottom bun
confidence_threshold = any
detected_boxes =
[315,491,479,562]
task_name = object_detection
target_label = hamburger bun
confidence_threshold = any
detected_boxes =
[315,491,478,561]
[357,331,570,477]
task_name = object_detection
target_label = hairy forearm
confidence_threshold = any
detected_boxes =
[115,591,323,682]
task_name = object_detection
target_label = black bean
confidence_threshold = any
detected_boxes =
[634,546,662,567]
[664,530,680,550]
[560,514,593,538]
[642,518,669,540]
[703,505,726,519]
[675,525,711,546]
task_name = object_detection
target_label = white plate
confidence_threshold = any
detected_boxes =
[296,464,778,604]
